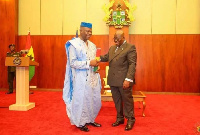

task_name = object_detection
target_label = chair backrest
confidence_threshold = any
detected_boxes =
[103,66,110,89]
[105,66,109,78]
[103,66,109,86]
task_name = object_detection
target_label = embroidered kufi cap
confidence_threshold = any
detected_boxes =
[80,22,92,28]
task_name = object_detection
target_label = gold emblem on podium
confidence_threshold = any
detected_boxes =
[13,57,22,65]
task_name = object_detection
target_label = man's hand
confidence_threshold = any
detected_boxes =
[90,59,99,66]
[96,59,101,63]
[123,80,130,89]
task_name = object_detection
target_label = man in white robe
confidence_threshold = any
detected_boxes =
[63,22,102,132]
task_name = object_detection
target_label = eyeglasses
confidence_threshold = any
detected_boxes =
[113,37,122,42]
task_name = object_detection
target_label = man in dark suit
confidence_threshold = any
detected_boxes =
[100,30,137,131]
[6,44,20,94]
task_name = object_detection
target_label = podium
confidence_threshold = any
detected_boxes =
[5,57,39,111]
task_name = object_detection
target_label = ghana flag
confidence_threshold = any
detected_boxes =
[25,32,35,81]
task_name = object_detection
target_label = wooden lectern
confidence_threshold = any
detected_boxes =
[5,57,39,111]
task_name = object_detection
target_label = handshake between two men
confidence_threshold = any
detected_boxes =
[89,59,101,72]
[89,59,100,67]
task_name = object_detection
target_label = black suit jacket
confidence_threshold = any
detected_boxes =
[100,42,137,86]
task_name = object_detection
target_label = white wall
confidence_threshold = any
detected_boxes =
[18,0,200,35]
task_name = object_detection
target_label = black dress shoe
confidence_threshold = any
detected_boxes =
[5,92,13,94]
[79,125,89,132]
[90,122,101,127]
[112,120,124,127]
[125,122,135,131]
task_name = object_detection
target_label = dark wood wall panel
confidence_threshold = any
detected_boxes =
[90,35,109,55]
[17,35,110,89]
[0,1,199,93]
[0,0,18,89]
[1,34,200,93]
[17,35,74,89]
[130,34,200,93]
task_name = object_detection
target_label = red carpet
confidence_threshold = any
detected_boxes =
[0,91,200,135]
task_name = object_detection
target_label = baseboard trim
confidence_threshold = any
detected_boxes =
[0,88,199,95]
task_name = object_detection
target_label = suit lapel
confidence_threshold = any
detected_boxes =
[109,43,127,62]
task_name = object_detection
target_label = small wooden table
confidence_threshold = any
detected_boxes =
[133,91,146,117]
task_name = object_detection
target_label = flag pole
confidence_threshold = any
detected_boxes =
[76,27,78,38]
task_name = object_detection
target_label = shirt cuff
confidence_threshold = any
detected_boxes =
[125,78,133,82]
